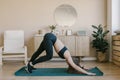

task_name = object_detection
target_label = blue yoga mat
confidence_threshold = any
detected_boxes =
[15,67,103,76]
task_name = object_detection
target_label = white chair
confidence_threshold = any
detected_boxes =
[0,30,27,65]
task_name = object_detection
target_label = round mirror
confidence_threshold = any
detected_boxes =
[54,4,77,27]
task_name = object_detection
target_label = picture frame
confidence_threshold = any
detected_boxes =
[77,30,86,36]
[66,29,72,36]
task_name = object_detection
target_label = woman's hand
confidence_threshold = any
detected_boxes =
[87,72,96,76]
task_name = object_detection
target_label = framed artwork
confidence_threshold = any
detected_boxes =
[66,29,72,35]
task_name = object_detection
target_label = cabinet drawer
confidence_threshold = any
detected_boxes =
[112,35,120,40]
[113,46,120,51]
[113,50,120,56]
[113,60,120,66]
[112,55,120,61]
[113,41,120,45]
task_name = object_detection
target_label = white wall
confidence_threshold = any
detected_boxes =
[0,0,107,57]
[112,0,120,35]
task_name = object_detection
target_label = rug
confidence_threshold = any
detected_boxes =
[15,67,103,76]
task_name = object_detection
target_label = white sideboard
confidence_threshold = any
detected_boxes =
[34,34,90,58]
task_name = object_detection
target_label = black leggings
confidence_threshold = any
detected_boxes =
[30,39,53,65]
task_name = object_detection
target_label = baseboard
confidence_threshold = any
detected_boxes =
[81,57,97,61]
[2,57,64,61]
[2,57,97,61]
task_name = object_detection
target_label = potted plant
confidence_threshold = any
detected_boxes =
[49,25,56,33]
[91,24,109,62]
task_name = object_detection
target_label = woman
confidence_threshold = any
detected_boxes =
[26,33,96,75]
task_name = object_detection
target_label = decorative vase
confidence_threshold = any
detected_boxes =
[51,30,55,34]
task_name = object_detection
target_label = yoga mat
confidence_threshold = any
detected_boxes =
[15,67,103,76]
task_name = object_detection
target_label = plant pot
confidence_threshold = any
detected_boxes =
[97,51,107,62]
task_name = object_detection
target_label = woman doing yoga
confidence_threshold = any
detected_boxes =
[26,33,96,75]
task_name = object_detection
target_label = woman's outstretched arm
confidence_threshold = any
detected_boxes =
[63,50,96,75]
[54,38,96,75]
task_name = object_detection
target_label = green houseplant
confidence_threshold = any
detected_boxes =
[91,24,109,62]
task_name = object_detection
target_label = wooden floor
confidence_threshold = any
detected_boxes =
[0,60,120,80]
